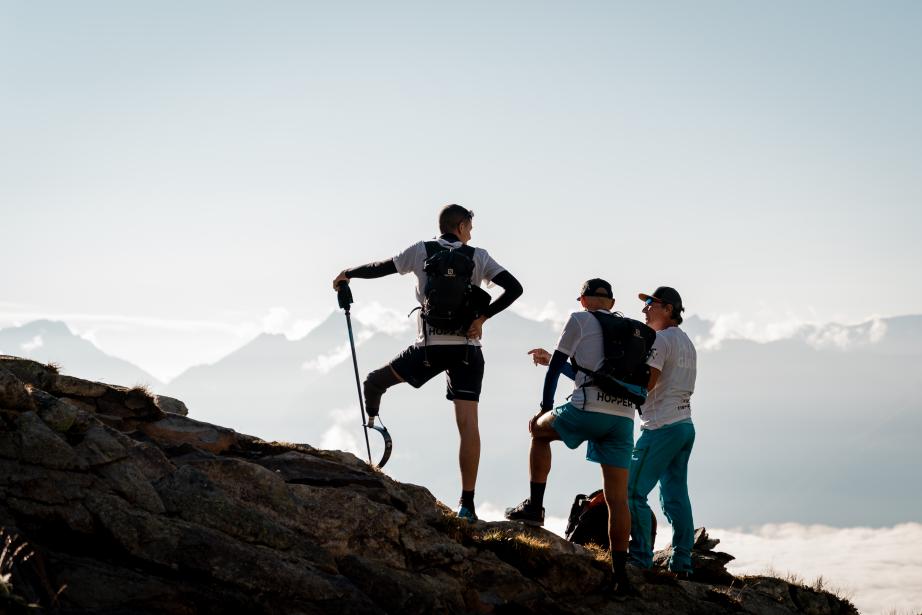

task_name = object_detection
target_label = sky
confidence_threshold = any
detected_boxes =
[2,1,921,380]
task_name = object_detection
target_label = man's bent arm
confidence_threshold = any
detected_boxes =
[483,270,523,318]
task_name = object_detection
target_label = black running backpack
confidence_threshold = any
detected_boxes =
[565,489,609,547]
[566,488,657,547]
[572,312,657,409]
[420,242,483,333]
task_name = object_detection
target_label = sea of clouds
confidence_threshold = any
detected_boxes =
[716,523,922,615]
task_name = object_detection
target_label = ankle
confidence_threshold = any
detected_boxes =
[529,481,547,509]
[611,550,628,576]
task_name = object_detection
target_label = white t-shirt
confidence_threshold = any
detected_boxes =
[392,237,506,347]
[554,310,637,419]
[641,326,697,429]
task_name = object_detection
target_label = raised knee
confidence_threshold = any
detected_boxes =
[364,366,400,394]
[363,366,402,415]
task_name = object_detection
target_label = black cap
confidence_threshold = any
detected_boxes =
[638,286,684,313]
[579,278,614,299]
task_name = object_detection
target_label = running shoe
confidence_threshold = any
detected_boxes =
[504,499,545,526]
[457,506,478,522]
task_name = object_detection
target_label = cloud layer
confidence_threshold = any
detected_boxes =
[715,523,922,615]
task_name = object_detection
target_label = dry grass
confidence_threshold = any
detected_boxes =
[0,530,33,597]
[431,509,477,544]
[759,567,854,603]
[128,384,153,398]
[579,541,612,564]
[471,527,560,572]
[44,361,61,374]
[479,528,551,551]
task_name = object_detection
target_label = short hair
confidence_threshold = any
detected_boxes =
[582,296,615,311]
[438,204,474,234]
[664,303,684,326]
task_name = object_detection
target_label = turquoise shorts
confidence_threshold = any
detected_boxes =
[551,403,634,468]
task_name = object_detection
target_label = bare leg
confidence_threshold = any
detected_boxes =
[529,411,561,483]
[602,464,631,553]
[454,399,480,491]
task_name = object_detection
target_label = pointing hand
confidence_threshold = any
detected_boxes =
[527,348,551,366]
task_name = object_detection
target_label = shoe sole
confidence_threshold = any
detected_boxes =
[504,517,544,527]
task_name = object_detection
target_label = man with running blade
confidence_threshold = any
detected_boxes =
[332,204,522,521]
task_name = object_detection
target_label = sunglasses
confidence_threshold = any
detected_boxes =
[644,297,661,307]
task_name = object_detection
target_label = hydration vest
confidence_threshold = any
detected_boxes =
[571,311,657,409]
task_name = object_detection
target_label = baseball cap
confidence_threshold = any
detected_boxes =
[579,278,614,299]
[638,286,684,312]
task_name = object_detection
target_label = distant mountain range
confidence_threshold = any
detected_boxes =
[3,312,920,529]
[0,320,162,388]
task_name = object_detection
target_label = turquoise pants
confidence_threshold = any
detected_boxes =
[627,421,696,572]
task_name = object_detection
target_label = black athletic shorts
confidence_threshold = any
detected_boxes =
[389,344,485,402]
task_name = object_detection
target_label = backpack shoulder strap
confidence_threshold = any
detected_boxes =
[456,245,475,260]
[423,241,445,258]
[588,310,617,330]
[570,356,594,378]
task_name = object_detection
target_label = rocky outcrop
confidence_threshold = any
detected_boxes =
[0,356,858,614]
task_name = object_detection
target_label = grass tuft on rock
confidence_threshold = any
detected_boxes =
[579,541,612,564]
[471,527,556,571]
[128,384,153,399]
[0,530,33,599]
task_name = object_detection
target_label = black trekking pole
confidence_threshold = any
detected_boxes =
[337,281,373,464]
[336,281,392,468]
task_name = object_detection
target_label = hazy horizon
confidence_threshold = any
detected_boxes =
[1,305,916,383]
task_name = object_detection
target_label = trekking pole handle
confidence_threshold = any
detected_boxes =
[337,281,354,312]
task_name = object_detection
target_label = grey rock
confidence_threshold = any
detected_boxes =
[156,464,300,551]
[14,411,81,470]
[5,495,95,534]
[0,355,58,390]
[30,389,79,432]
[97,390,163,420]
[74,425,130,466]
[653,526,736,585]
[53,374,108,398]
[0,366,35,411]
[60,396,96,413]
[0,458,94,503]
[96,459,166,514]
[153,394,188,416]
[140,414,237,454]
